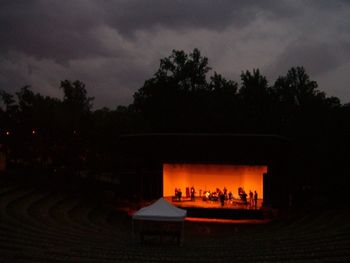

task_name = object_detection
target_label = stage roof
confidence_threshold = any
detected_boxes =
[117,133,290,164]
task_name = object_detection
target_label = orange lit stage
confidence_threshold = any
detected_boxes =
[165,196,263,210]
[163,164,267,218]
[166,197,265,220]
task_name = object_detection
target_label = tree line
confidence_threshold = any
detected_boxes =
[1,49,350,191]
[132,49,346,135]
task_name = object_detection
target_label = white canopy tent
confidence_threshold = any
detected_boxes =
[133,198,187,221]
[132,198,187,244]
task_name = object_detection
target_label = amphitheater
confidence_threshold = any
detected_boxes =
[1,176,350,262]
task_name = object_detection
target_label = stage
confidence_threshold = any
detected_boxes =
[165,196,265,220]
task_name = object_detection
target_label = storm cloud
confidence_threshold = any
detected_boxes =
[0,0,349,108]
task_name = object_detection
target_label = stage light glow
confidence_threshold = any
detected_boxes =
[163,164,266,200]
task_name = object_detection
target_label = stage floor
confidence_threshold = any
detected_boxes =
[165,196,262,210]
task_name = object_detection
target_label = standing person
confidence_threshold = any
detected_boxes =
[178,188,182,201]
[190,186,195,201]
[219,191,225,206]
[186,187,190,198]
[254,190,258,209]
[238,187,242,197]
[175,188,179,201]
[249,190,254,208]
[228,191,233,201]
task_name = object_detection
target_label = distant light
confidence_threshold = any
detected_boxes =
[32,129,36,135]
[5,131,10,136]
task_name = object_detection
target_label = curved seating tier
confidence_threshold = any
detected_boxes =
[1,179,349,262]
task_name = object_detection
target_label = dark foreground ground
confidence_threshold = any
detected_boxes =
[1,175,350,262]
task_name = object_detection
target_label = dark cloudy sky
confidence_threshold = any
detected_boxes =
[1,0,349,109]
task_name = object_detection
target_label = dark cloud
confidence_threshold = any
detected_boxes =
[104,0,257,34]
[265,41,349,80]
[0,0,349,108]
[102,0,306,38]
[0,0,107,62]
[0,0,298,61]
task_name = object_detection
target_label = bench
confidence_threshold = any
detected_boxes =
[134,220,184,246]
[140,230,181,245]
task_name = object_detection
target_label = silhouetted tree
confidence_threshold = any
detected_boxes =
[206,72,239,132]
[133,48,212,132]
[272,67,324,109]
[0,89,18,132]
[156,48,210,91]
[271,66,341,135]
[60,80,94,112]
[58,80,94,136]
[238,69,273,132]
[0,89,16,111]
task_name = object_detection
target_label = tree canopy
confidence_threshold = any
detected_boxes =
[0,48,349,189]
[131,49,342,134]
[0,48,346,138]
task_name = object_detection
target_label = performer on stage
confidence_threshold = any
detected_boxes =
[254,190,258,209]
[190,186,195,201]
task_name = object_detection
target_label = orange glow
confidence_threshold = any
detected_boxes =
[163,164,267,199]
[185,217,271,224]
